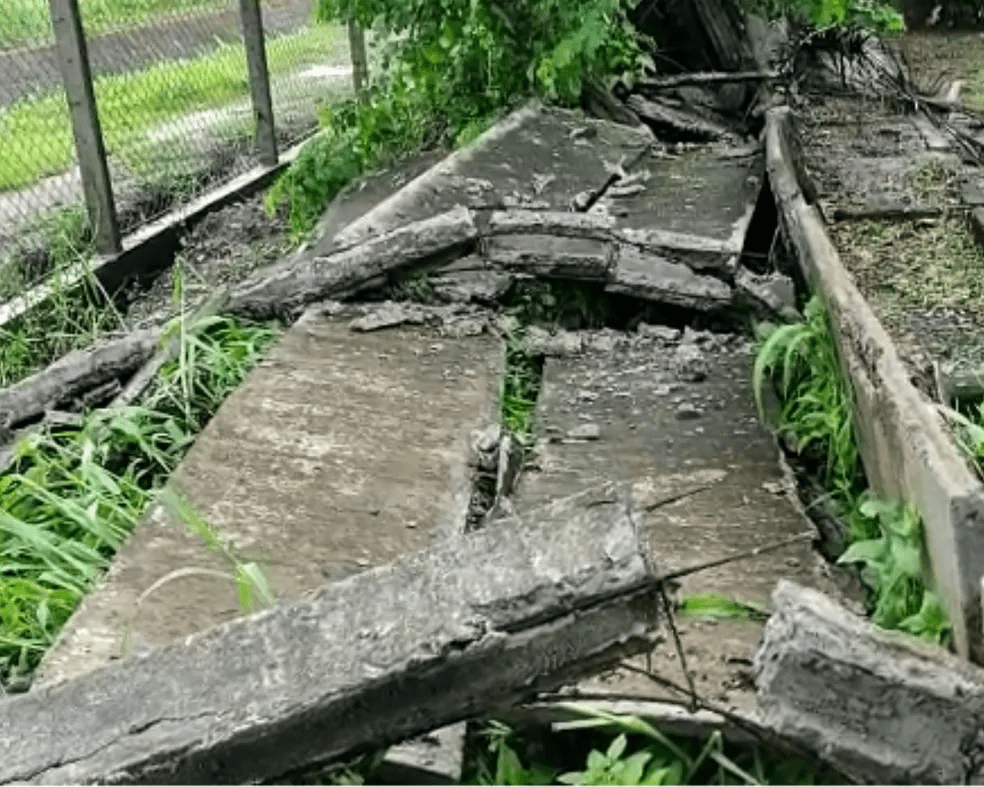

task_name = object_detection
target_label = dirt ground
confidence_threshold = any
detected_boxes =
[895,31,984,107]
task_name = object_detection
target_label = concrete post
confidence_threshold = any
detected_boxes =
[238,0,278,167]
[49,0,121,255]
[347,20,368,98]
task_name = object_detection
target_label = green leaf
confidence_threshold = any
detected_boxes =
[678,593,767,622]
[837,537,886,567]
[607,733,628,761]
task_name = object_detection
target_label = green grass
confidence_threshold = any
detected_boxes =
[0,0,228,49]
[0,311,280,689]
[0,23,339,192]
[752,295,950,646]
[0,277,125,388]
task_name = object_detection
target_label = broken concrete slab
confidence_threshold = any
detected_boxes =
[485,233,614,280]
[38,310,501,685]
[593,142,763,268]
[606,246,734,310]
[755,580,984,785]
[430,255,514,304]
[510,329,859,717]
[228,205,478,320]
[488,209,617,238]
[327,103,654,252]
[734,265,799,321]
[627,94,736,142]
[376,722,467,785]
[0,487,662,785]
[767,106,984,662]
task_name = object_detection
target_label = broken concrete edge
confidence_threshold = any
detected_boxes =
[765,105,984,664]
[0,138,307,333]
[0,485,662,785]
[331,101,547,248]
[755,580,984,785]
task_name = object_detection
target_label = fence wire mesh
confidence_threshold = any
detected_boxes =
[0,0,347,298]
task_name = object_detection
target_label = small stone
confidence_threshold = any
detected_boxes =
[676,403,702,420]
[638,323,682,342]
[673,344,708,382]
[566,423,601,441]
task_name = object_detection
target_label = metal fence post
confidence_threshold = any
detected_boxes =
[238,0,278,167]
[347,21,368,98]
[49,0,121,255]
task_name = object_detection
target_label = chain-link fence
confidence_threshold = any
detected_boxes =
[0,0,351,298]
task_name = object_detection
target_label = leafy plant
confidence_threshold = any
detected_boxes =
[753,296,863,516]
[269,0,646,237]
[468,704,840,785]
[753,295,949,644]
[838,497,950,644]
[678,593,768,623]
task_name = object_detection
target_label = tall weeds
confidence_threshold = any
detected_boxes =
[0,314,279,689]
[753,295,949,645]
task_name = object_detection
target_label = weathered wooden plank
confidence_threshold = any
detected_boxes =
[0,486,660,785]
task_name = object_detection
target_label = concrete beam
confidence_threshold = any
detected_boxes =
[0,485,660,785]
[765,106,984,663]
[755,580,984,784]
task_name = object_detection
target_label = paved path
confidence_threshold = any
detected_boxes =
[512,331,858,715]
[36,105,864,755]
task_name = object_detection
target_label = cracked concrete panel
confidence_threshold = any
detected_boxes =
[38,311,501,686]
[321,104,653,253]
[597,143,763,252]
[511,332,862,717]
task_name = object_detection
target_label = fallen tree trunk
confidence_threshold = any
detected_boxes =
[754,580,984,785]
[228,205,479,319]
[0,328,162,429]
[0,484,661,785]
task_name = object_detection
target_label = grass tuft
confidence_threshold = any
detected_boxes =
[0,313,280,689]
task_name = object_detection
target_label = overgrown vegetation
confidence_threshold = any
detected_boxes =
[753,295,949,645]
[741,0,903,32]
[268,0,646,235]
[464,707,839,785]
[0,277,124,388]
[0,308,280,690]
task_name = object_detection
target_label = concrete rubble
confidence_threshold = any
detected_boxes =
[0,487,661,785]
[756,581,984,785]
